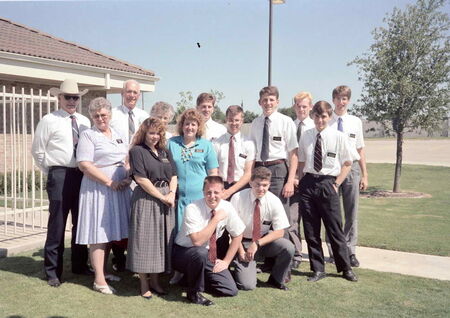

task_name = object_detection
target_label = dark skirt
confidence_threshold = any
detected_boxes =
[126,185,175,273]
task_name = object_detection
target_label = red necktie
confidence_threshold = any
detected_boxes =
[208,209,217,263]
[227,135,236,183]
[252,199,261,241]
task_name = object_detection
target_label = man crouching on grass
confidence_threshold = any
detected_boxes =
[297,101,358,283]
[172,176,245,306]
[231,166,294,291]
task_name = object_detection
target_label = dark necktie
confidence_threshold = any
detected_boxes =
[208,209,217,263]
[227,135,236,184]
[70,115,79,158]
[128,110,135,140]
[337,117,343,132]
[252,199,261,241]
[296,121,303,142]
[261,117,270,162]
[314,133,322,172]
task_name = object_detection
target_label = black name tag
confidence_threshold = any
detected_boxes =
[273,136,282,141]
[349,133,356,138]
[239,153,247,159]
[116,139,123,144]
[327,152,336,158]
[262,220,272,225]
[195,149,204,153]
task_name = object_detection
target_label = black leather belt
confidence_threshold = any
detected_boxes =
[255,159,286,167]
[305,173,336,180]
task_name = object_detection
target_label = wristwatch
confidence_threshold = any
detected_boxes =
[333,181,340,187]
[254,240,261,248]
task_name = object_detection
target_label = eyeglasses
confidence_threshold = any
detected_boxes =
[92,114,109,119]
[63,95,80,101]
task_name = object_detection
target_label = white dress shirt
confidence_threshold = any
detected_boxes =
[298,127,353,176]
[329,112,364,161]
[204,118,227,142]
[76,127,128,166]
[175,198,245,248]
[31,109,91,174]
[250,111,298,161]
[213,132,256,182]
[231,188,289,239]
[294,117,315,140]
[110,105,149,145]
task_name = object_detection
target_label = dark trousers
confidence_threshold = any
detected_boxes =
[288,189,303,262]
[172,243,238,297]
[44,166,88,279]
[298,173,351,273]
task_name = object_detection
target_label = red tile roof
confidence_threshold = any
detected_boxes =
[0,18,155,76]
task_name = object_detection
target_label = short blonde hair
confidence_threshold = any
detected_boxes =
[293,91,313,105]
[176,108,205,138]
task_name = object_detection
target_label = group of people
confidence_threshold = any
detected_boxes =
[31,78,368,306]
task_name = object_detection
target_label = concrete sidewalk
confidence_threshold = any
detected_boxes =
[298,241,450,281]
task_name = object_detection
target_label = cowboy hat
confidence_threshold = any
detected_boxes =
[49,79,88,96]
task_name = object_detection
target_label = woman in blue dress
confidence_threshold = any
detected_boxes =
[168,108,218,230]
[76,97,131,295]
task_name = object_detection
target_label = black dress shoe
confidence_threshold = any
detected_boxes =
[307,271,326,282]
[343,269,358,282]
[328,257,335,264]
[350,254,360,267]
[48,278,61,287]
[187,292,214,306]
[267,275,289,291]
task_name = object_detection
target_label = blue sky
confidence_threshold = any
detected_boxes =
[0,0,430,114]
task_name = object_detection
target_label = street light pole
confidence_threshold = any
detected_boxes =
[268,0,285,86]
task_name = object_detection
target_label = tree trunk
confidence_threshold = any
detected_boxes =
[393,130,403,193]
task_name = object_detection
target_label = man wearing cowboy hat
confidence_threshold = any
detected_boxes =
[32,78,91,287]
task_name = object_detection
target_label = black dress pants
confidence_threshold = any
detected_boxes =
[172,243,238,297]
[298,173,351,273]
[44,166,88,279]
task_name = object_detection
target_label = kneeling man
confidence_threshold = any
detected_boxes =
[231,166,294,291]
[172,176,244,306]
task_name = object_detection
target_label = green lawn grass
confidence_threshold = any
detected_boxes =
[0,248,449,318]
[358,164,450,256]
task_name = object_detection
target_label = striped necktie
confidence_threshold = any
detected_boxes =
[70,115,79,158]
[128,110,135,141]
[314,133,322,172]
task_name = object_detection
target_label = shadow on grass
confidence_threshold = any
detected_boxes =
[0,247,190,302]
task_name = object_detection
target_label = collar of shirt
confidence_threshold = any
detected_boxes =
[226,131,241,141]
[173,135,200,148]
[57,108,78,119]
[119,105,134,114]
[315,126,331,138]
[333,112,349,121]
